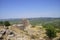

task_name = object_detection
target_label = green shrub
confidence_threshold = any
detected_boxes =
[46,26,56,40]
[0,21,3,26]
[4,21,10,26]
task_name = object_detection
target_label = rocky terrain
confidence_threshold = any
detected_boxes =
[0,25,46,40]
[0,25,60,40]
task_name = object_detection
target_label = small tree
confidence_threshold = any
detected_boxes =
[4,21,10,29]
[46,24,56,40]
[31,25,35,28]
[0,21,3,26]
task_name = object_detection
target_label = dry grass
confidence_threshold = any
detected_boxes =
[0,26,4,30]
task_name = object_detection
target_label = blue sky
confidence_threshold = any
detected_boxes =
[0,0,60,19]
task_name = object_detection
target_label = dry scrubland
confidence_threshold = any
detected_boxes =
[0,25,60,40]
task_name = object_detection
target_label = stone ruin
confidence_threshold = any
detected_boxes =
[22,18,30,27]
[11,18,31,31]
[22,18,31,30]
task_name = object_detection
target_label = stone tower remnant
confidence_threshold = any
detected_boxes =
[22,18,30,27]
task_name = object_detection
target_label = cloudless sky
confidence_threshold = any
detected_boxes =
[0,0,60,19]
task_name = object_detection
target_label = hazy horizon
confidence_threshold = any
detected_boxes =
[0,0,60,19]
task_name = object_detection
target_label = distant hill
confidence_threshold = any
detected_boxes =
[0,17,60,25]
